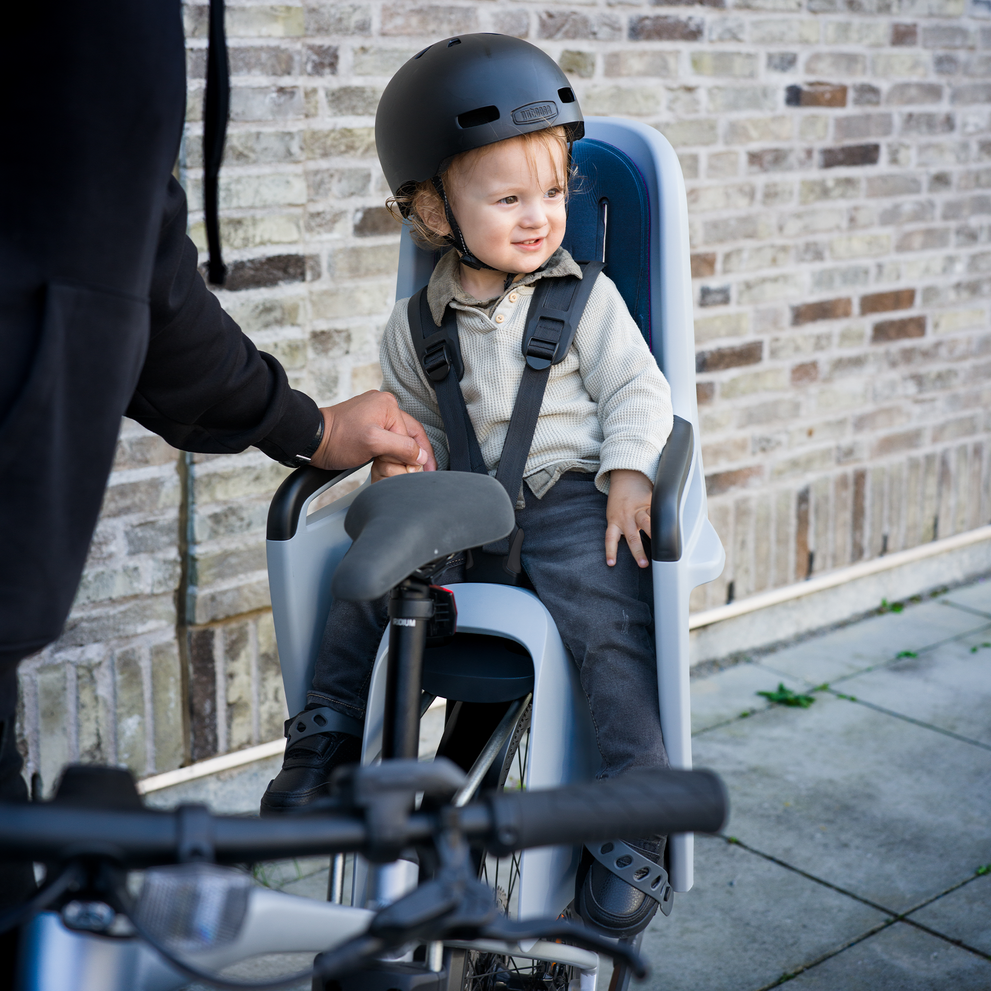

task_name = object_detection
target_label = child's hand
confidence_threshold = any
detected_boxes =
[605,469,653,569]
[371,458,422,483]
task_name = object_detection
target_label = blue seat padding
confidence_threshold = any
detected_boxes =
[423,633,534,704]
[563,139,652,351]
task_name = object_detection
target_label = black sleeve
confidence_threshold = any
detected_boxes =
[125,176,320,463]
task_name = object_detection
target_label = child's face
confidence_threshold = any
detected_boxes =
[446,135,567,278]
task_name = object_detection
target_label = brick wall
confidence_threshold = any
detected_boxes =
[18,0,991,788]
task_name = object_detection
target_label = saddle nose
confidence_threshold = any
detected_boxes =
[332,471,515,601]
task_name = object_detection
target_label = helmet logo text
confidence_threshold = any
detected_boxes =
[511,102,559,126]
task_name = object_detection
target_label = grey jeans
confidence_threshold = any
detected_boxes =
[310,471,669,779]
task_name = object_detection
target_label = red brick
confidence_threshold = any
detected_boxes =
[795,486,810,581]
[691,253,716,278]
[706,465,763,496]
[696,341,763,372]
[791,361,819,385]
[860,289,916,314]
[791,297,853,325]
[820,144,881,169]
[892,23,918,47]
[786,82,847,108]
[872,316,926,343]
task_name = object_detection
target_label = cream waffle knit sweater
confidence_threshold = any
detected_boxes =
[379,248,673,501]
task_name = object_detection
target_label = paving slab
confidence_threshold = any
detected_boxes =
[941,578,991,618]
[691,693,991,913]
[757,599,991,687]
[784,922,991,990]
[639,834,887,991]
[690,663,808,734]
[836,627,991,748]
[907,875,991,956]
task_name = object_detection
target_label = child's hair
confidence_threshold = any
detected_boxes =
[386,125,574,250]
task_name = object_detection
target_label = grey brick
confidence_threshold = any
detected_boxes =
[562,50,596,79]
[708,86,778,113]
[304,3,371,35]
[922,24,975,49]
[853,84,881,106]
[230,86,304,123]
[151,642,185,772]
[885,83,943,104]
[834,113,893,141]
[629,15,704,42]
[304,44,339,76]
[767,53,798,73]
[115,648,147,777]
[229,46,296,76]
[901,112,955,135]
[326,86,381,116]
[380,5,476,36]
[222,255,306,291]
[539,11,622,41]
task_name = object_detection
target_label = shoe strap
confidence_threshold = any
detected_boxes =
[284,706,363,747]
[587,839,673,909]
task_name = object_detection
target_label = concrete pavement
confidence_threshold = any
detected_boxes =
[640,576,991,990]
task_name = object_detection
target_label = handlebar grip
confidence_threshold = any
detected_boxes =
[483,768,728,856]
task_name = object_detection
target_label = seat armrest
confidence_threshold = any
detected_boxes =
[267,464,367,541]
[650,416,694,562]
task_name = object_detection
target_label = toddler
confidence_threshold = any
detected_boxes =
[262,34,675,937]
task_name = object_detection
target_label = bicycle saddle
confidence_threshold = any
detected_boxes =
[332,472,515,601]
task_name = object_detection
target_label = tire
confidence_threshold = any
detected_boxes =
[438,699,579,991]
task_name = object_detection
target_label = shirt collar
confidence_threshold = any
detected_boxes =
[425,247,584,327]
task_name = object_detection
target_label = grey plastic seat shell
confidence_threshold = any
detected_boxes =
[265,118,725,896]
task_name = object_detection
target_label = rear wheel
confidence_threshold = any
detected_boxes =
[438,699,580,991]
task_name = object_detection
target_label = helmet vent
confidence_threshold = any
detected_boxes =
[558,87,576,104]
[448,38,462,47]
[457,105,501,129]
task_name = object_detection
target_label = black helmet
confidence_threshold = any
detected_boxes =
[375,33,584,198]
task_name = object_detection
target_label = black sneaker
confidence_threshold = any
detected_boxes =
[260,728,361,815]
[576,836,669,938]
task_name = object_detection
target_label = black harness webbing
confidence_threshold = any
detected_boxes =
[408,261,604,584]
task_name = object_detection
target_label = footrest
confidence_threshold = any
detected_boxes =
[587,839,673,913]
[285,706,363,747]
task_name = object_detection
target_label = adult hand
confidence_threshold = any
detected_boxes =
[310,391,437,472]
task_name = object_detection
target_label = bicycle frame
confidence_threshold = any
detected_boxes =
[19,899,601,991]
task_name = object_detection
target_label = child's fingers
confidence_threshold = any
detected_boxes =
[604,522,622,567]
[635,506,651,538]
[623,524,650,569]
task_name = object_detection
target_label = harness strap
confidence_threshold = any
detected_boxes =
[408,290,487,476]
[493,261,603,506]
[409,261,603,582]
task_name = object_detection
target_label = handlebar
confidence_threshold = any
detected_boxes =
[0,767,727,868]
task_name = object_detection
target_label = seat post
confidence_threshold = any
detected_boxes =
[382,577,433,760]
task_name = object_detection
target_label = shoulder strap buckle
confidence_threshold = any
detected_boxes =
[422,339,453,382]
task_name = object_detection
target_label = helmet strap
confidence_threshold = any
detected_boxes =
[431,175,500,273]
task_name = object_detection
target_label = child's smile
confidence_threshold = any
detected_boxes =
[436,135,568,300]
